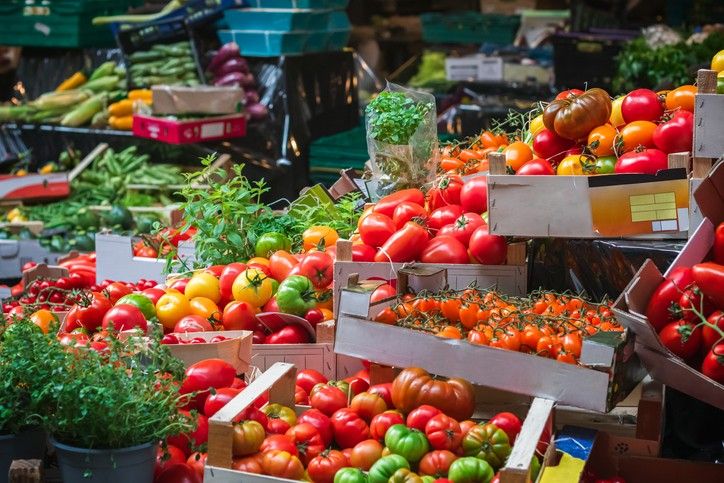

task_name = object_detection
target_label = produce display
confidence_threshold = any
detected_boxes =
[128,41,200,88]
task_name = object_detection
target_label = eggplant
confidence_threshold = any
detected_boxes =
[207,42,240,74]
[245,90,260,105]
[213,71,244,87]
[246,102,268,120]
[216,57,249,76]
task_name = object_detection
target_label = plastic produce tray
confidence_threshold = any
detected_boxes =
[421,11,520,45]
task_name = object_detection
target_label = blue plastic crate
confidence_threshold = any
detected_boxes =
[327,29,350,50]
[245,0,348,8]
[421,11,520,45]
[224,8,332,31]
[219,29,307,55]
[327,10,350,29]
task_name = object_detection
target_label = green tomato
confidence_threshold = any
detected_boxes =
[275,275,317,316]
[447,457,494,483]
[421,476,435,483]
[334,467,367,483]
[530,455,541,482]
[384,424,430,464]
[116,294,156,320]
[462,423,511,471]
[368,454,410,483]
[255,232,291,258]
[717,76,724,95]
[594,155,616,174]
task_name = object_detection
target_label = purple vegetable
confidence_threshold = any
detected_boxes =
[246,102,268,120]
[245,90,259,105]
[214,71,244,87]
[207,42,240,74]
[240,72,255,88]
[216,57,248,76]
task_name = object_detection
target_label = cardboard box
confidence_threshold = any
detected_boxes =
[132,113,246,144]
[152,86,245,116]
[693,70,724,159]
[612,161,724,410]
[168,330,252,372]
[94,233,195,284]
[335,268,644,413]
[445,55,504,82]
[205,362,555,483]
[332,239,527,315]
[0,239,68,279]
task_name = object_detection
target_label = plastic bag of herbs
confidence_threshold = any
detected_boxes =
[365,82,437,198]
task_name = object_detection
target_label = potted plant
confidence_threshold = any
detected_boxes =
[38,329,191,482]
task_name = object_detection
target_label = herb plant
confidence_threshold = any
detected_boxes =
[366,91,433,145]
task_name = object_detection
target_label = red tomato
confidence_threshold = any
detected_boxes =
[407,405,442,432]
[532,128,574,164]
[653,110,693,154]
[304,308,324,326]
[169,278,190,294]
[392,202,428,229]
[155,463,201,483]
[260,434,298,456]
[622,88,664,123]
[142,287,165,305]
[459,177,488,214]
[298,408,335,446]
[67,291,112,332]
[180,359,236,395]
[104,282,132,304]
[174,315,213,333]
[297,369,328,394]
[167,411,209,456]
[203,388,242,417]
[659,320,701,360]
[702,311,724,351]
[555,89,583,100]
[369,410,404,440]
[420,236,469,264]
[367,383,393,407]
[269,251,299,282]
[344,376,370,396]
[307,449,349,483]
[351,244,377,262]
[349,440,383,471]
[222,300,258,331]
[373,189,425,217]
[374,221,430,263]
[428,205,464,232]
[186,452,206,481]
[310,385,348,416]
[331,408,370,449]
[101,304,147,332]
[468,226,508,265]
[266,325,311,344]
[155,445,186,478]
[286,423,325,466]
[370,284,396,304]
[614,148,668,175]
[516,158,555,175]
[646,267,694,331]
[489,412,522,444]
[701,343,724,384]
[438,212,486,246]
[298,251,334,289]
[349,392,387,422]
[428,175,464,209]
[359,213,396,248]
[425,413,463,451]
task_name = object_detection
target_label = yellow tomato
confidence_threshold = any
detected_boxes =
[232,268,274,307]
[303,225,339,252]
[247,257,270,267]
[712,49,724,72]
[557,155,585,175]
[184,272,221,303]
[156,290,191,330]
[319,308,334,321]
[610,97,625,127]
[30,309,57,334]
[529,114,545,137]
[189,297,221,321]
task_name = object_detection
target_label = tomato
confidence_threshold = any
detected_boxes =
[261,450,305,480]
[141,287,165,305]
[587,124,616,157]
[516,158,555,175]
[331,408,370,449]
[425,413,463,451]
[421,236,469,264]
[298,251,334,289]
[368,454,410,483]
[375,221,430,263]
[660,320,701,360]
[462,423,511,470]
[188,296,220,321]
[169,278,190,294]
[439,157,465,172]
[104,282,132,304]
[373,189,425,218]
[335,467,367,483]
[255,232,292,259]
[595,155,617,174]
[692,263,724,308]
[186,452,206,481]
[370,410,404,440]
[489,412,522,444]
[303,225,339,251]
[702,311,724,351]
[447,457,494,483]
[155,463,201,483]
[260,434,298,456]
[622,89,664,123]
[392,367,475,422]
[155,444,187,477]
[310,384,348,416]
[296,369,328,394]
[653,110,694,154]
[156,290,191,330]
[646,267,694,331]
[436,175,465,206]
[400,405,439,431]
[614,148,668,175]
[350,392,387,422]
[533,128,574,164]
[543,88,612,140]
[359,213,397,248]
[101,304,147,332]
[298,408,334,446]
[701,343,724,384]
[665,85,696,113]
[222,300,258,331]
[351,243,377,262]
[345,376,370,396]
[419,450,457,478]
[231,420,265,456]
[267,250,298,282]
[504,141,533,171]
[218,263,246,302]
[428,205,464,232]
[115,293,155,320]
[184,272,221,303]
[286,423,325,466]
[528,115,545,137]
[174,315,212,333]
[308,449,349,483]
[556,154,585,175]
[232,268,274,308]
[167,411,209,456]
[609,96,625,127]
[387,202,425,231]
[480,130,508,148]
[468,226,507,265]
[232,454,263,474]
[438,212,486,246]
[618,120,657,153]
[555,89,584,100]
[67,291,111,332]
[180,359,236,397]
[345,439,381,471]
[274,275,316,316]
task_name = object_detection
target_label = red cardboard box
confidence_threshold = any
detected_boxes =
[132,113,246,144]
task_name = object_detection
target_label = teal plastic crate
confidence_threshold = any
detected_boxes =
[224,8,334,31]
[245,0,349,8]
[421,11,520,45]
[0,0,142,47]
[218,28,350,56]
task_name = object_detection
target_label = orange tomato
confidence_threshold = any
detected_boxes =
[618,120,657,153]
[440,157,465,172]
[374,307,397,325]
[458,149,482,163]
[665,85,696,113]
[440,299,462,323]
[316,289,333,311]
[189,297,221,321]
[319,308,334,321]
[587,124,616,156]
[303,225,339,251]
[437,326,462,339]
[561,332,582,358]
[459,303,481,329]
[504,141,533,171]
[467,329,489,345]
[247,257,270,267]
[556,351,577,364]
[30,309,57,334]
[480,130,508,148]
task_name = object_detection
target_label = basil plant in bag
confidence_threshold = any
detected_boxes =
[365,83,437,197]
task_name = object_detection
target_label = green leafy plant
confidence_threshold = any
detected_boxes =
[366,91,433,145]
[288,192,362,240]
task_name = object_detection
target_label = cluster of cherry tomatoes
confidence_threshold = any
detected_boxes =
[375,287,623,365]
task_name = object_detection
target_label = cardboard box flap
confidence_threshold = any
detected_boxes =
[693,159,724,225]
[397,266,448,293]
[666,218,715,276]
